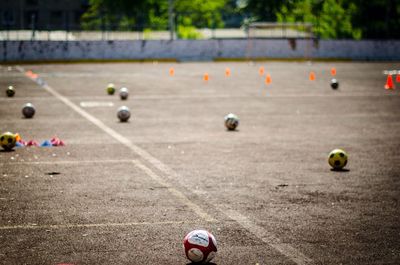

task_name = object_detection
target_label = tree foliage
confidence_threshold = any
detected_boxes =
[243,0,400,39]
[276,0,361,39]
[350,0,400,39]
[80,0,400,39]
[175,0,227,28]
[81,0,228,32]
[240,0,290,21]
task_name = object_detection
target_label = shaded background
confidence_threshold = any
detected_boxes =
[1,0,399,40]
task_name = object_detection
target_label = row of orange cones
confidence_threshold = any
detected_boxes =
[168,66,338,84]
[384,74,400,90]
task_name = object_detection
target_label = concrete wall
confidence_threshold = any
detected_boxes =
[1,39,400,62]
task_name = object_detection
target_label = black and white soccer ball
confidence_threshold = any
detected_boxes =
[119,87,129,100]
[117,106,131,122]
[22,103,36,118]
[224,113,239,131]
[331,79,339,89]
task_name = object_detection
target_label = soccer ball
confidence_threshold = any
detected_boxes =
[107,83,116,95]
[22,103,36,118]
[183,230,217,264]
[331,79,339,89]
[328,149,348,170]
[6,86,15,97]
[224,113,239,131]
[0,132,16,151]
[119,87,129,100]
[117,106,131,122]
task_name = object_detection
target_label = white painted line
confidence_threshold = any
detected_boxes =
[16,66,313,265]
[220,207,313,265]
[80,101,114,108]
[0,97,53,101]
[7,159,134,165]
[0,220,191,231]
[16,65,214,223]
[132,159,215,222]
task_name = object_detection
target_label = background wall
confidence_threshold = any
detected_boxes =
[1,39,399,62]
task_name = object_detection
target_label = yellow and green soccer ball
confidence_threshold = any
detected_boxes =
[106,83,116,95]
[328,149,348,170]
[0,132,17,151]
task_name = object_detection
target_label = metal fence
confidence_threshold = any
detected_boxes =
[0,26,314,41]
[0,5,316,41]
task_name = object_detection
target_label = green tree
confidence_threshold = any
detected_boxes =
[276,0,361,39]
[241,0,289,21]
[174,0,228,28]
[81,0,229,38]
[81,0,166,30]
[350,0,400,39]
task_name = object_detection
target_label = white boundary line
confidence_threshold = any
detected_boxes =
[15,66,313,265]
[0,220,190,231]
[220,207,313,265]
[6,159,134,165]
[132,159,215,222]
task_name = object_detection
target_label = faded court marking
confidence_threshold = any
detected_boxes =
[0,220,193,231]
[16,65,314,265]
[80,101,114,108]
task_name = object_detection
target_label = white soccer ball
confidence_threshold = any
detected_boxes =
[117,106,131,122]
[119,87,129,100]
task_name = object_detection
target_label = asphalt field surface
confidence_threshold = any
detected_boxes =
[0,61,399,265]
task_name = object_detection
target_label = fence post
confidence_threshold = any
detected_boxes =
[65,11,70,41]
[101,10,106,40]
[168,0,174,40]
[30,14,36,41]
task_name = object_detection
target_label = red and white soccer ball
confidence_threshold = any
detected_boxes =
[183,230,217,263]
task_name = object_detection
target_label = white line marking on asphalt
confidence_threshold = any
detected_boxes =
[220,207,313,265]
[7,159,134,165]
[80,101,114,108]
[0,220,192,231]
[16,65,215,223]
[16,65,314,265]
[132,159,215,222]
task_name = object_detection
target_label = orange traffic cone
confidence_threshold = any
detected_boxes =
[169,67,175,76]
[309,71,316,81]
[203,73,209,82]
[259,66,265,76]
[225,67,231,77]
[331,67,337,76]
[265,74,272,85]
[396,74,400,83]
[385,75,394,89]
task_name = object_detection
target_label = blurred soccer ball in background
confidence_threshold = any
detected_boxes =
[331,79,339,89]
[117,106,131,122]
[107,83,116,95]
[6,86,15,97]
[0,132,17,151]
[328,149,348,170]
[224,113,239,131]
[119,87,129,100]
[22,103,36,118]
